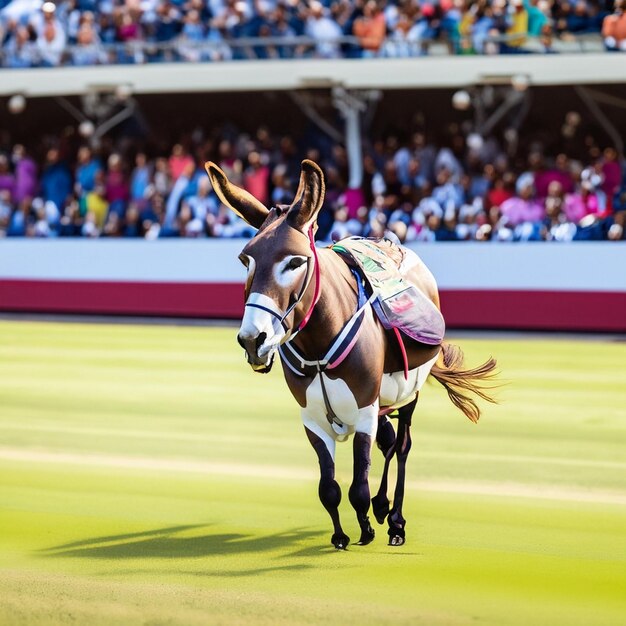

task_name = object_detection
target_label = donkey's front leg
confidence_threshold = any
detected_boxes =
[349,432,375,545]
[305,427,350,550]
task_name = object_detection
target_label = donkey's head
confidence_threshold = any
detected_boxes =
[205,159,326,373]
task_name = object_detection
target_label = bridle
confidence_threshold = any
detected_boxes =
[243,224,321,343]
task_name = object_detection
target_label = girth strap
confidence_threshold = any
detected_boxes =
[317,365,343,428]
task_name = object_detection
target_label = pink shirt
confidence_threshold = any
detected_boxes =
[500,197,544,226]
[169,155,194,181]
[564,193,600,222]
[243,166,270,206]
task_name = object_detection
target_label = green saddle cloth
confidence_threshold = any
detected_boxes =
[331,237,445,346]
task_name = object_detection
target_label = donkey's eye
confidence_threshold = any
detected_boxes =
[284,257,306,272]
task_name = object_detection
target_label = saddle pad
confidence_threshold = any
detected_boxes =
[331,237,445,346]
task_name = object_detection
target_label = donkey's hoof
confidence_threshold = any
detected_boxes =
[371,495,390,525]
[357,524,375,546]
[388,526,406,546]
[331,533,350,550]
[389,534,406,547]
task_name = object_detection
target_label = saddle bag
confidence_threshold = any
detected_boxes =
[331,237,445,346]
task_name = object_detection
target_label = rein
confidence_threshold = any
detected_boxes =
[295,225,321,333]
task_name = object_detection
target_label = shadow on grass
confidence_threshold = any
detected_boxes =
[40,525,327,561]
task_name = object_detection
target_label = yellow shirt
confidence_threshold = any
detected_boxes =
[507,10,529,47]
[85,191,109,229]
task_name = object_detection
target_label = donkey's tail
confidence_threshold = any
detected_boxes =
[429,342,499,423]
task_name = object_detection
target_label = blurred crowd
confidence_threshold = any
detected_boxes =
[1,119,624,241]
[0,0,623,68]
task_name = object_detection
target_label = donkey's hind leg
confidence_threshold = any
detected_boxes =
[388,395,418,546]
[371,415,396,524]
[305,427,350,550]
[349,432,375,545]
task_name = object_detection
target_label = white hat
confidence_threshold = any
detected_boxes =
[515,172,535,194]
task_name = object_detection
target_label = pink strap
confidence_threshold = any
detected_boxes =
[296,225,321,332]
[393,327,409,381]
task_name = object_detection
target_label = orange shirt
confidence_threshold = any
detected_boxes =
[602,12,626,42]
[353,13,386,51]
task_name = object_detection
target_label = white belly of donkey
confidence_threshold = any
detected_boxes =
[379,351,439,409]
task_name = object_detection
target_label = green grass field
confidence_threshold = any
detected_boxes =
[1,320,625,626]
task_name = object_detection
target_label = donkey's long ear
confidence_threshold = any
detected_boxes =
[287,160,326,231]
[204,161,269,229]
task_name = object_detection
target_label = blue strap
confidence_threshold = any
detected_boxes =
[351,267,368,308]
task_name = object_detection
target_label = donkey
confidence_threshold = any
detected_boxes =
[205,159,498,549]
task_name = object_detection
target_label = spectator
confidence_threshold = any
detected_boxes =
[3,24,38,68]
[29,2,65,39]
[12,145,38,204]
[0,154,16,197]
[82,174,109,231]
[117,9,142,43]
[543,182,577,241]
[105,153,129,216]
[472,6,497,53]
[169,144,194,181]
[7,197,31,236]
[526,0,549,36]
[305,1,343,59]
[71,21,106,65]
[270,4,297,59]
[504,0,529,51]
[205,22,233,61]
[270,163,294,206]
[37,22,66,66]
[564,178,603,222]
[566,1,595,34]
[130,152,151,203]
[602,147,623,201]
[534,153,574,198]
[243,151,270,206]
[153,157,172,196]
[75,146,103,195]
[183,175,217,223]
[500,172,544,225]
[0,189,12,236]
[40,149,72,213]
[383,11,423,57]
[353,1,386,57]
[432,166,465,211]
[602,0,626,50]
[178,9,205,62]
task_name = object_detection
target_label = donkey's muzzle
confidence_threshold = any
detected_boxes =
[237,331,268,366]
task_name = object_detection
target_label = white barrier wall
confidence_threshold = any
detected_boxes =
[0,240,625,290]
[1,240,625,331]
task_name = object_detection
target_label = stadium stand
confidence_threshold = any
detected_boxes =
[0,0,619,69]
[0,117,624,241]
[0,2,624,242]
